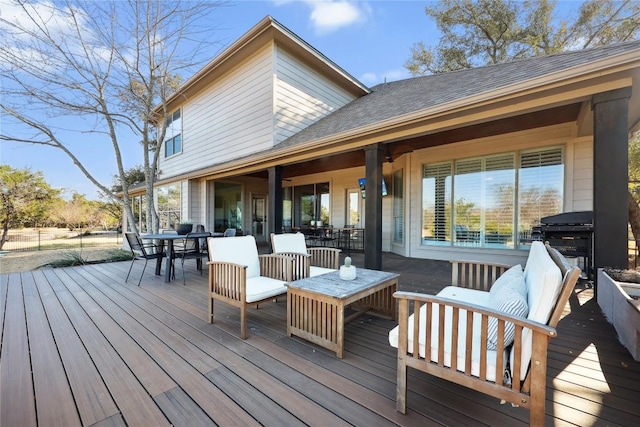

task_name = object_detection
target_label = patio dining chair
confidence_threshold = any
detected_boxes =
[270,232,340,280]
[177,231,211,285]
[125,232,166,286]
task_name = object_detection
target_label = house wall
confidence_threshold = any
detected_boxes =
[273,48,357,144]
[158,43,276,180]
[404,123,592,266]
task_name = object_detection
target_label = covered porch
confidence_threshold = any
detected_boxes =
[2,254,638,426]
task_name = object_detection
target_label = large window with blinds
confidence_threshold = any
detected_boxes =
[422,147,563,249]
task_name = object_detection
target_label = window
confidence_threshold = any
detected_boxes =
[422,147,563,250]
[283,182,330,227]
[157,183,181,230]
[214,182,242,233]
[518,148,564,244]
[164,110,182,157]
[129,194,147,233]
[393,169,404,243]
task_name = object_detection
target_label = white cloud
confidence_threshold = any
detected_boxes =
[360,72,378,85]
[360,68,410,86]
[274,0,370,34]
[309,1,365,34]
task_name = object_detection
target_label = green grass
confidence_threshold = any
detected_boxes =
[38,249,133,269]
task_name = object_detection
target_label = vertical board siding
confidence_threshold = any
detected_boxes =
[159,44,275,178]
[274,48,357,144]
[572,139,594,211]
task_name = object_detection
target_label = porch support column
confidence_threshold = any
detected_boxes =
[364,143,383,270]
[268,166,283,240]
[592,87,631,275]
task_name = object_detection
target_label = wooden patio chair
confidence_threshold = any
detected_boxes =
[270,232,340,280]
[389,242,581,426]
[207,235,294,339]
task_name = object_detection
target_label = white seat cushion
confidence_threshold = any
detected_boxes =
[208,235,261,279]
[245,276,287,303]
[389,287,504,381]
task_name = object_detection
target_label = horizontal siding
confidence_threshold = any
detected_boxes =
[274,48,357,144]
[159,43,275,179]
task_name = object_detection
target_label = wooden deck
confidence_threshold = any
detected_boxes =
[1,252,639,426]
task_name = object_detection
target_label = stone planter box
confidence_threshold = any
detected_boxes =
[597,268,640,361]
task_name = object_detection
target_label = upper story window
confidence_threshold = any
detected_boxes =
[164,109,182,157]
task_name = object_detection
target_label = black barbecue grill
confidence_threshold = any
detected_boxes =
[534,211,593,278]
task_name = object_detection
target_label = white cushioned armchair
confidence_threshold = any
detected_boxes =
[207,235,294,339]
[270,232,340,280]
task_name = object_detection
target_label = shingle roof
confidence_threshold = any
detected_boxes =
[279,40,640,148]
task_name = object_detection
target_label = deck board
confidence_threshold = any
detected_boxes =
[51,269,171,426]
[1,272,37,427]
[36,269,120,426]
[2,253,640,426]
[24,271,82,426]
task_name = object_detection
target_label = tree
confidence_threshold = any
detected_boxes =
[0,166,61,249]
[406,0,640,75]
[0,0,224,235]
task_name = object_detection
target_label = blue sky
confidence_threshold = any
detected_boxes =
[0,0,577,200]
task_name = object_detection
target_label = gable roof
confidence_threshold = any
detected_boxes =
[160,16,369,115]
[278,40,640,148]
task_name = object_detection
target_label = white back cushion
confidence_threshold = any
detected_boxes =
[271,232,307,254]
[524,241,562,324]
[208,235,261,279]
[512,241,562,378]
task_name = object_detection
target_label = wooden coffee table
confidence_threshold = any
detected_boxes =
[286,269,399,358]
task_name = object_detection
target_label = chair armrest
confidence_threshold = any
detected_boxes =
[450,260,512,291]
[274,252,311,280]
[208,261,247,302]
[259,254,294,282]
[307,248,341,270]
[393,291,556,387]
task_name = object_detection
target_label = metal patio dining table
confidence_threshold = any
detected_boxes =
[141,232,218,282]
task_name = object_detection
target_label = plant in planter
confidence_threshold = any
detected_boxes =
[176,219,193,235]
[339,256,356,280]
[597,267,640,361]
[603,267,640,284]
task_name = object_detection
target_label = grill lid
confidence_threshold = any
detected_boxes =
[540,211,593,226]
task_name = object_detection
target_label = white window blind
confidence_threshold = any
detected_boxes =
[518,147,564,236]
[422,162,452,244]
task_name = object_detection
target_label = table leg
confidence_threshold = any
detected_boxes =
[164,239,174,282]
[155,239,165,275]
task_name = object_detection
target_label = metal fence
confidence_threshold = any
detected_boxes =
[1,228,123,253]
